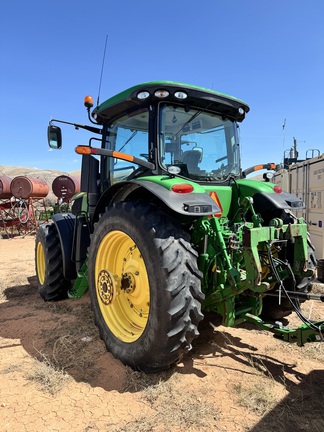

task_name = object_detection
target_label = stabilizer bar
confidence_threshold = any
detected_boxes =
[266,290,324,302]
[245,313,324,346]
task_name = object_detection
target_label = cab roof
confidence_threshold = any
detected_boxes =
[92,81,250,124]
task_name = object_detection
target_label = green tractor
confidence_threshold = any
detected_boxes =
[36,81,323,372]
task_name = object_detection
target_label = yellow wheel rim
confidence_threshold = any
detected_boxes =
[36,242,45,285]
[95,230,150,343]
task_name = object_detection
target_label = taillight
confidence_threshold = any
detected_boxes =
[171,184,194,193]
[274,186,282,194]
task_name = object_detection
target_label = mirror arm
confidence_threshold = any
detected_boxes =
[49,119,102,135]
[86,107,100,126]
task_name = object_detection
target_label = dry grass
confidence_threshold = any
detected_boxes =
[27,300,106,391]
[299,342,324,362]
[233,352,286,417]
[2,363,23,374]
[51,333,100,370]
[28,354,71,395]
[118,368,218,432]
[36,299,106,372]
[35,325,105,374]
[212,330,285,416]
[234,379,280,415]
[123,367,171,393]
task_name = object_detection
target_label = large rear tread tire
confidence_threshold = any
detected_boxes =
[88,201,204,372]
[35,223,71,301]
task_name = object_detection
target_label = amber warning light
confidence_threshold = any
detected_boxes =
[75,145,93,155]
[84,95,94,109]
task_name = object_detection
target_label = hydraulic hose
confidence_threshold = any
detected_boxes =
[266,244,323,338]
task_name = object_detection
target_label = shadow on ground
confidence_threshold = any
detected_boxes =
[1,277,126,392]
[1,278,322,403]
[251,369,324,432]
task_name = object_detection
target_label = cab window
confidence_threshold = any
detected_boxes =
[104,109,149,184]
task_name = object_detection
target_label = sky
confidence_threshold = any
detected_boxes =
[1,0,324,174]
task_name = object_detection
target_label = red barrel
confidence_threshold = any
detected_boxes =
[10,176,49,199]
[52,175,80,201]
[0,175,12,199]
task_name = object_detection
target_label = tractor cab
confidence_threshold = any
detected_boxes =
[90,82,249,187]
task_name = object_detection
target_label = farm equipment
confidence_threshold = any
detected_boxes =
[52,175,81,213]
[36,81,323,372]
[0,175,49,237]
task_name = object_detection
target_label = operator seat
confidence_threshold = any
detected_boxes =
[182,150,202,175]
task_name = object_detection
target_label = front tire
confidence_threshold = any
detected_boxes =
[35,223,71,300]
[88,201,204,372]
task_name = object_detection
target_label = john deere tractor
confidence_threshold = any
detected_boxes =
[36,81,323,372]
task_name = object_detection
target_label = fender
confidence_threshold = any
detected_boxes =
[92,180,221,222]
[135,179,221,215]
[51,213,77,280]
[236,179,304,213]
[252,190,305,213]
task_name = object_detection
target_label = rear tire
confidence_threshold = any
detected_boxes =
[88,201,204,372]
[35,223,71,300]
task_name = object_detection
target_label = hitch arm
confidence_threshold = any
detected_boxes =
[245,313,324,346]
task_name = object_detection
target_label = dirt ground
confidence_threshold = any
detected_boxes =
[0,235,323,432]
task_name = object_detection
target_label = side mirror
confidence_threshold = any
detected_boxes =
[47,125,62,149]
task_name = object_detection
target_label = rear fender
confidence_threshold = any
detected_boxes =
[236,179,304,211]
[51,213,77,280]
[253,190,305,213]
[92,180,221,222]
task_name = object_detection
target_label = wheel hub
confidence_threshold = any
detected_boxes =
[97,270,117,305]
[121,272,136,294]
[94,229,150,343]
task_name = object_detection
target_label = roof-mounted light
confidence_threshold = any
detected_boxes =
[137,91,150,100]
[154,89,169,98]
[274,185,282,194]
[238,107,245,115]
[84,95,94,109]
[174,91,187,99]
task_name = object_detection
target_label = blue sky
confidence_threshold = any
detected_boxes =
[1,1,323,173]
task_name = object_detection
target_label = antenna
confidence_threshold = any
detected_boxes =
[97,35,108,107]
[282,118,286,165]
